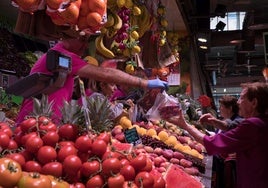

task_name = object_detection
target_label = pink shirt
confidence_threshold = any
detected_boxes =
[203,116,268,188]
[16,42,87,124]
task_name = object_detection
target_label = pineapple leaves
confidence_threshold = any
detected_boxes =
[32,94,54,117]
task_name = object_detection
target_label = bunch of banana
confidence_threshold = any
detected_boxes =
[103,11,123,38]
[95,34,115,59]
[135,5,152,38]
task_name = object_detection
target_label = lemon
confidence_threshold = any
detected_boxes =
[146,128,157,137]
[174,143,185,151]
[124,0,133,8]
[116,0,126,8]
[133,6,141,16]
[125,64,135,74]
[130,30,139,40]
[158,130,169,141]
[131,45,141,54]
[164,135,178,146]
[137,127,147,135]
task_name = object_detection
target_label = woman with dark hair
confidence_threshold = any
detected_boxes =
[166,82,268,188]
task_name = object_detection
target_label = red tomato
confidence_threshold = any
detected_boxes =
[7,139,18,150]
[41,131,59,147]
[21,132,38,145]
[19,117,37,132]
[122,181,139,188]
[77,151,91,163]
[120,164,136,181]
[37,146,57,164]
[80,160,101,178]
[0,158,22,188]
[23,160,42,173]
[17,172,52,188]
[96,132,111,144]
[0,132,11,148]
[42,162,63,178]
[6,153,26,167]
[129,154,147,172]
[70,182,86,188]
[134,171,155,188]
[47,175,70,188]
[102,150,123,160]
[0,123,13,138]
[57,145,78,162]
[141,158,153,172]
[102,157,121,176]
[91,139,107,157]
[74,135,92,152]
[19,149,34,161]
[13,126,23,145]
[25,135,44,153]
[63,155,82,175]
[120,158,130,167]
[86,175,104,188]
[58,124,78,141]
[107,174,125,188]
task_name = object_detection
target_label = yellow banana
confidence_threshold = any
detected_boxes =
[103,13,115,28]
[95,34,115,59]
[112,12,123,30]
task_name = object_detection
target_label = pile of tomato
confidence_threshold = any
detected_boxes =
[0,117,166,188]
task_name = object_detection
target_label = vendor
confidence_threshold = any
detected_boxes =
[16,34,168,124]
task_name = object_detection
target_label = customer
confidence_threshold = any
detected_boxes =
[166,82,268,188]
[201,95,243,188]
[16,36,168,124]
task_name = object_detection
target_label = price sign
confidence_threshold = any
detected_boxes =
[124,127,141,146]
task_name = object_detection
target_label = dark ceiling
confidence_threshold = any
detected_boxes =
[177,0,268,87]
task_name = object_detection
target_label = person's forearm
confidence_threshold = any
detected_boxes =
[212,119,229,131]
[183,122,206,145]
[78,65,148,88]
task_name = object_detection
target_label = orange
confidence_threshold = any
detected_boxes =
[77,16,89,30]
[86,12,103,27]
[46,0,65,9]
[88,0,107,16]
[79,0,90,16]
[59,1,81,24]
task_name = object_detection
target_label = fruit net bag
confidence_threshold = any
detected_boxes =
[146,91,181,121]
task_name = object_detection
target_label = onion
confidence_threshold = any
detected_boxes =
[154,147,163,156]
[162,149,173,159]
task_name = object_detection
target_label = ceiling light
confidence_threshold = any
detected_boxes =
[198,38,207,42]
[199,45,208,49]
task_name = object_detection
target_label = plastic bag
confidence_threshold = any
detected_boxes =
[146,91,181,121]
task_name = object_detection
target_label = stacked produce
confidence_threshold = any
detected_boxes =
[0,93,206,187]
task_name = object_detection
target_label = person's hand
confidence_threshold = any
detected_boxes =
[166,109,188,130]
[199,113,217,126]
[148,78,169,90]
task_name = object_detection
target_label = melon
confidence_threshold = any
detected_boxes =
[110,139,133,154]
[164,164,203,188]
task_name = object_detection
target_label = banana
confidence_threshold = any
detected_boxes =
[112,12,123,30]
[103,13,115,28]
[95,34,115,59]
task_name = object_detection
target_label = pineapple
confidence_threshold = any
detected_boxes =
[86,94,114,133]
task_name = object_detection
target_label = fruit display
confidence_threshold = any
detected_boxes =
[0,93,209,187]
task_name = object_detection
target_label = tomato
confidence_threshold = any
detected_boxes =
[41,131,59,147]
[129,154,147,172]
[120,158,130,167]
[19,149,34,161]
[17,172,52,188]
[102,150,123,160]
[0,123,13,138]
[42,161,63,178]
[122,181,139,188]
[86,175,104,188]
[19,117,37,132]
[96,132,111,144]
[6,153,26,167]
[23,160,42,173]
[7,139,18,150]
[13,126,24,145]
[80,160,101,178]
[0,132,11,148]
[58,141,75,147]
[102,157,121,176]
[37,146,57,164]
[48,175,70,188]
[141,158,153,172]
[57,145,78,162]
[91,139,107,157]
[25,135,44,153]
[58,124,78,141]
[77,151,91,163]
[74,135,92,153]
[107,174,125,188]
[0,158,22,188]
[70,182,85,188]
[63,155,82,175]
[21,132,38,145]
[134,171,155,188]
[120,164,136,181]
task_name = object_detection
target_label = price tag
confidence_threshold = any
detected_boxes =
[124,127,142,146]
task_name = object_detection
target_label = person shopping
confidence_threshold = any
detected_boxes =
[165,82,268,188]
[16,36,168,124]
